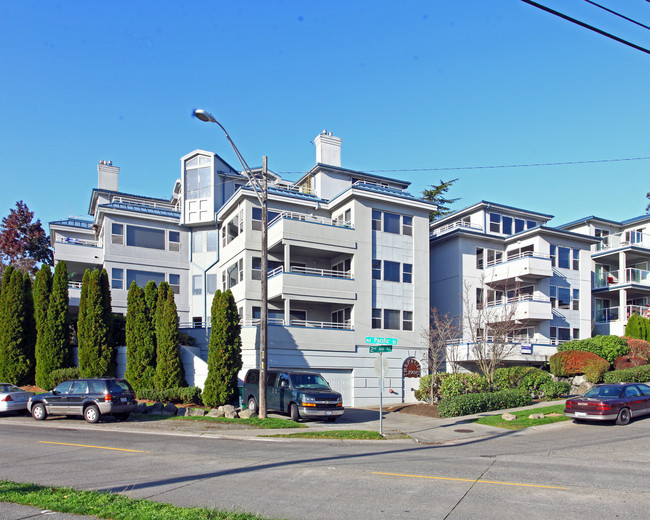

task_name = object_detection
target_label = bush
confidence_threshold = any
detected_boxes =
[614,355,648,371]
[539,381,571,399]
[49,368,81,389]
[582,358,610,383]
[603,365,650,384]
[625,338,650,361]
[136,386,203,405]
[556,335,628,364]
[549,350,609,377]
[492,366,551,392]
[414,373,450,403]
[439,373,488,398]
[437,389,531,418]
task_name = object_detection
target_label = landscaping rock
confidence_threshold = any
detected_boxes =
[149,402,164,415]
[502,413,518,421]
[163,403,178,416]
[574,381,595,395]
[176,407,189,416]
[189,408,206,417]
[135,402,148,414]
[528,413,545,420]
[239,408,257,419]
[223,404,238,418]
[207,408,225,418]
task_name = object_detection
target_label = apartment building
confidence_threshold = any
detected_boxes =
[50,133,435,407]
[559,214,650,337]
[429,201,598,371]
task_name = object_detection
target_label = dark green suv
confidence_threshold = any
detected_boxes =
[243,369,344,422]
[28,378,137,423]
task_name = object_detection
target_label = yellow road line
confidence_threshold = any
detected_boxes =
[38,441,149,453]
[371,471,567,490]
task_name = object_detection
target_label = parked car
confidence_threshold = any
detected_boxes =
[564,383,650,425]
[243,369,344,422]
[28,378,137,423]
[0,383,34,414]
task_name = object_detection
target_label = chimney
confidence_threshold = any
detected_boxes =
[314,130,342,167]
[97,160,119,191]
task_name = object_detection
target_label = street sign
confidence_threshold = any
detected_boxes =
[365,336,397,346]
[369,345,393,353]
[374,353,389,376]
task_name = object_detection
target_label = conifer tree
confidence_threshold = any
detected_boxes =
[23,272,36,383]
[33,264,52,388]
[153,282,185,390]
[625,313,644,340]
[0,269,30,384]
[99,268,115,373]
[76,269,91,363]
[422,178,460,221]
[144,281,158,320]
[78,270,114,377]
[125,282,156,392]
[203,290,242,407]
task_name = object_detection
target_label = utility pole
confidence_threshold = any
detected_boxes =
[258,156,269,418]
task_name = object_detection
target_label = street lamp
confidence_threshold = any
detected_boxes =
[193,108,269,419]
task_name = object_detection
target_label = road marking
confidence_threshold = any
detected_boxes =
[38,441,149,453]
[371,471,567,490]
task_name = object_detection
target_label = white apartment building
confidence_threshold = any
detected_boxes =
[559,214,650,337]
[50,133,435,407]
[429,201,598,371]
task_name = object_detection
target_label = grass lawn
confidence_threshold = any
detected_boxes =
[261,430,390,440]
[0,480,283,520]
[133,413,305,429]
[471,404,569,430]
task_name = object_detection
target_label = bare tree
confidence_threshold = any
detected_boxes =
[421,308,462,402]
[462,276,528,387]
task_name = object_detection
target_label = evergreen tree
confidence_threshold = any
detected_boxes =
[99,268,115,374]
[625,313,644,340]
[37,261,70,389]
[422,178,460,221]
[78,270,114,377]
[76,269,91,364]
[154,282,185,390]
[0,269,30,384]
[203,290,242,407]
[23,273,36,383]
[144,281,158,320]
[125,282,156,392]
[33,264,52,388]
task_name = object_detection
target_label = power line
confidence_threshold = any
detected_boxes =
[584,0,650,31]
[521,0,650,55]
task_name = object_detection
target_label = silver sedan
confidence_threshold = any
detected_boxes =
[0,383,34,414]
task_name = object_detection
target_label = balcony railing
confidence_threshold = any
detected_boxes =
[110,194,180,212]
[267,265,353,279]
[431,220,483,238]
[595,268,650,289]
[68,281,83,290]
[242,318,353,330]
[596,231,650,252]
[268,211,353,229]
[56,237,100,248]
[595,305,650,323]
[486,251,550,267]
[485,294,547,307]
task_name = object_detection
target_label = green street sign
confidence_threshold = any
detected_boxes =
[365,336,397,346]
[369,345,393,353]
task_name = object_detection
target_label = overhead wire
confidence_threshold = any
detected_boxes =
[584,0,650,31]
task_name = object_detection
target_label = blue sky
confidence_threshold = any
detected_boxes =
[2,0,650,230]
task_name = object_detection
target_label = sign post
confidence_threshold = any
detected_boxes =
[367,337,395,436]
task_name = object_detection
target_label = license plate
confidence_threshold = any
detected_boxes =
[120,397,127,403]
[575,412,587,417]
[325,411,332,415]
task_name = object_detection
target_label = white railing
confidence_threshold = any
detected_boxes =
[56,237,100,248]
[595,268,650,288]
[110,195,180,212]
[268,211,353,229]
[448,336,567,346]
[486,251,550,267]
[267,265,353,279]
[352,179,408,193]
[596,305,650,323]
[596,231,650,252]
[67,281,82,290]
[431,220,483,237]
[485,294,548,307]
[289,319,353,330]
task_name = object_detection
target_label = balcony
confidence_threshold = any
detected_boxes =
[594,268,650,291]
[267,266,356,302]
[486,295,553,321]
[485,252,552,284]
[54,237,103,265]
[430,219,483,238]
[267,211,356,251]
[595,230,650,253]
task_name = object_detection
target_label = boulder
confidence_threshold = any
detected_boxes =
[574,381,595,395]
[502,413,518,421]
[189,408,206,417]
[135,402,148,414]
[176,407,189,417]
[528,413,545,420]
[223,404,238,418]
[239,408,257,419]
[149,402,164,415]
[207,408,225,418]
[163,403,178,416]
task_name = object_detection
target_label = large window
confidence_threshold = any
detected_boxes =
[372,210,413,236]
[551,285,578,310]
[192,232,203,253]
[384,212,401,234]
[551,244,579,270]
[127,270,165,288]
[126,226,165,250]
[185,155,211,200]
[372,308,411,330]
[224,259,244,289]
[383,261,400,282]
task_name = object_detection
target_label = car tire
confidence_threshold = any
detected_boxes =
[327,417,337,422]
[31,403,47,421]
[572,418,584,424]
[289,403,301,422]
[248,397,257,413]
[616,407,631,425]
[84,405,101,424]
[114,413,129,421]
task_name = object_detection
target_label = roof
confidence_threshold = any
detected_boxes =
[558,213,650,230]
[49,218,94,229]
[295,163,411,189]
[98,202,181,219]
[434,201,554,228]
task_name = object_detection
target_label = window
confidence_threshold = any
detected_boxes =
[502,216,512,235]
[372,210,382,231]
[527,220,537,229]
[125,226,165,250]
[573,328,580,340]
[169,274,180,294]
[111,268,123,290]
[403,263,412,283]
[507,245,533,261]
[573,289,580,311]
[169,231,180,252]
[403,311,413,331]
[225,259,244,289]
[384,309,400,330]
[558,287,571,309]
[383,212,400,234]
[476,288,484,309]
[192,316,203,328]
[224,211,244,245]
[558,328,571,341]
[550,286,556,307]
[402,216,413,236]
[489,213,500,233]
[514,218,525,233]
[207,230,218,252]
[192,232,202,253]
[488,249,503,265]
[126,270,165,288]
[550,245,556,267]
[192,275,202,296]
[185,155,211,200]
[206,274,217,295]
[372,308,381,328]
[572,249,579,270]
[476,248,484,269]
[111,223,124,245]
[558,246,570,269]
[384,261,400,282]
[252,207,280,230]
[332,307,351,327]
[372,260,381,280]
[252,257,261,280]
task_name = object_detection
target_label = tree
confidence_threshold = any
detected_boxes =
[422,179,460,221]
[125,282,156,392]
[37,261,70,389]
[22,272,36,383]
[203,290,243,407]
[154,282,185,390]
[423,307,462,377]
[625,312,648,341]
[0,201,53,274]
[0,268,31,384]
[33,264,52,388]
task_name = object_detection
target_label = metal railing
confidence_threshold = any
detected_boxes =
[56,237,100,247]
[486,251,550,267]
[595,268,650,288]
[268,211,354,229]
[110,194,180,212]
[267,265,353,279]
[242,318,352,330]
[67,281,83,290]
[596,231,650,252]
[595,305,650,323]
[431,220,483,237]
[485,294,548,307]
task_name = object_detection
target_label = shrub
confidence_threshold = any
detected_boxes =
[439,373,488,398]
[625,338,650,361]
[625,313,647,340]
[492,366,551,392]
[414,373,450,403]
[603,365,650,384]
[49,368,81,389]
[613,355,647,371]
[549,350,609,377]
[136,386,203,405]
[556,335,628,364]
[437,389,531,418]
[582,358,610,383]
[539,381,571,399]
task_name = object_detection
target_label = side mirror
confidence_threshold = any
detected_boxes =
[50,389,58,395]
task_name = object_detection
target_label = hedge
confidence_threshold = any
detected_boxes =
[602,365,650,384]
[439,373,488,398]
[437,389,531,418]
[549,350,609,377]
[556,336,628,364]
[625,338,650,361]
[539,381,571,399]
[49,368,81,389]
[492,366,552,392]
[613,355,647,371]
[136,386,203,405]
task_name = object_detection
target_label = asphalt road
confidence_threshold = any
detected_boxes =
[1,415,650,520]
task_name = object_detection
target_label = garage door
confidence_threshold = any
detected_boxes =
[318,369,353,407]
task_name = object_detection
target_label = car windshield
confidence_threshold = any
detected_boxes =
[290,374,331,390]
[0,384,22,393]
[583,386,624,398]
